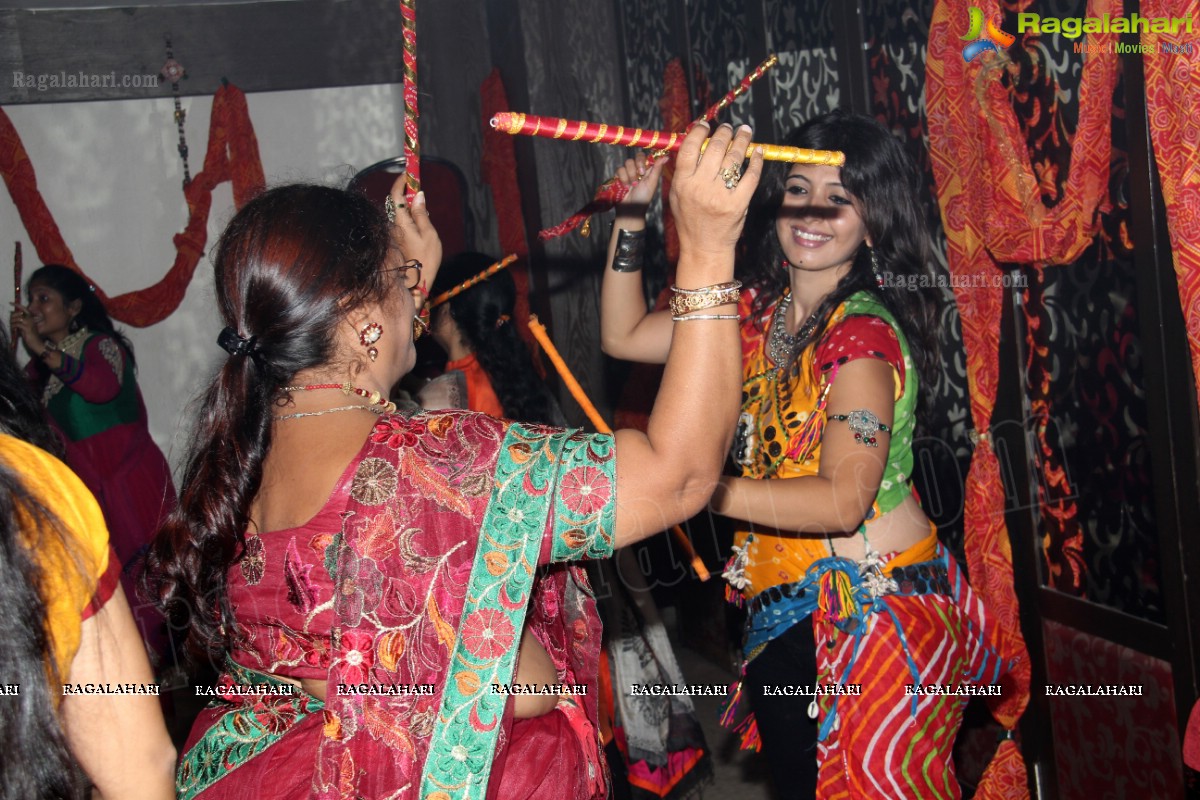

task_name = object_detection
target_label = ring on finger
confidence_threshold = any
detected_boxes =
[384,195,398,223]
[720,165,742,189]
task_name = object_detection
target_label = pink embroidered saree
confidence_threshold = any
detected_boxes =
[177,410,615,800]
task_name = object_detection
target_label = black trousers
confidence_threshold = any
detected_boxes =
[742,619,820,800]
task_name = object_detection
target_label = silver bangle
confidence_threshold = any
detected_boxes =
[612,227,647,273]
[671,313,739,321]
[671,280,742,295]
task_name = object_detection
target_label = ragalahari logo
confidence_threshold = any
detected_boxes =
[961,6,1017,61]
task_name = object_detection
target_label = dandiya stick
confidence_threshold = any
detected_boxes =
[11,243,21,355]
[428,254,518,308]
[537,55,782,241]
[704,53,777,121]
[491,112,844,166]
[658,53,778,157]
[527,314,712,581]
[399,0,420,201]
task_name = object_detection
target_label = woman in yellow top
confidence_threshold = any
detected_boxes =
[601,110,1010,799]
[0,337,175,799]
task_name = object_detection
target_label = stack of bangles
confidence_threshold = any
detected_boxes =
[669,280,741,321]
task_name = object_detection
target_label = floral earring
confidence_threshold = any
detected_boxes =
[359,322,383,362]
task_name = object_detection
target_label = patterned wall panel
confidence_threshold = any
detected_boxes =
[764,0,841,138]
[686,0,750,123]
[1043,619,1182,798]
[620,0,679,131]
[422,0,501,255]
[515,0,627,425]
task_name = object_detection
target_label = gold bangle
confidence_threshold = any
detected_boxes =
[669,281,741,316]
[671,313,739,321]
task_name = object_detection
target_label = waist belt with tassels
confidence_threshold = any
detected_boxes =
[719,548,954,750]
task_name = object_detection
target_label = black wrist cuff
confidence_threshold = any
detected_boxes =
[612,227,647,273]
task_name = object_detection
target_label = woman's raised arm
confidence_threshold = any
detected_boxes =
[612,123,761,547]
[599,155,674,363]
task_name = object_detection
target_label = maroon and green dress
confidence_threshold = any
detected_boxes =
[28,327,176,592]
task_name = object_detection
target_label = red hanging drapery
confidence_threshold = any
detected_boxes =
[0,83,264,327]
[1142,0,1200,410]
[926,0,1121,795]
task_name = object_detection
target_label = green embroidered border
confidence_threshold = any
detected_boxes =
[549,431,616,563]
[418,424,615,800]
[177,659,322,800]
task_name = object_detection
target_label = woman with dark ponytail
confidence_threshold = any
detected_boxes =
[0,331,175,800]
[146,122,759,799]
[9,263,177,640]
[420,252,562,425]
[602,110,1011,798]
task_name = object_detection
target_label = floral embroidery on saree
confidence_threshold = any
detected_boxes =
[419,424,615,799]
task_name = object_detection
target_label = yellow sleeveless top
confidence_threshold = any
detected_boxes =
[0,433,111,688]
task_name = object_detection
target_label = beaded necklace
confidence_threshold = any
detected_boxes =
[274,382,397,421]
[281,382,397,414]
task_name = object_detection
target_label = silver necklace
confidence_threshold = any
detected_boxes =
[273,404,387,421]
[766,293,819,371]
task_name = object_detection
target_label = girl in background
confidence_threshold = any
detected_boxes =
[10,264,177,654]
[420,251,562,424]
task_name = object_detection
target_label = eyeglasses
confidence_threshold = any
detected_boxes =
[386,259,423,291]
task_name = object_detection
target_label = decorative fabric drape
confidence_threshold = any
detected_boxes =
[926,0,1120,796]
[1142,0,1200,410]
[0,83,264,327]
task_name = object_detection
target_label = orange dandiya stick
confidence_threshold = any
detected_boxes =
[428,254,518,308]
[490,112,844,166]
[527,314,711,581]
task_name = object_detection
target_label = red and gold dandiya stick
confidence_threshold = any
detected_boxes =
[491,112,844,166]
[535,54,783,241]
[399,0,420,200]
[11,242,21,355]
[654,53,778,159]
[428,253,518,308]
[527,314,712,581]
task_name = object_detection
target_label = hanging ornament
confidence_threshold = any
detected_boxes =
[161,36,191,188]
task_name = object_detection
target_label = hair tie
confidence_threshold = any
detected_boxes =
[217,326,258,357]
[495,314,510,330]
